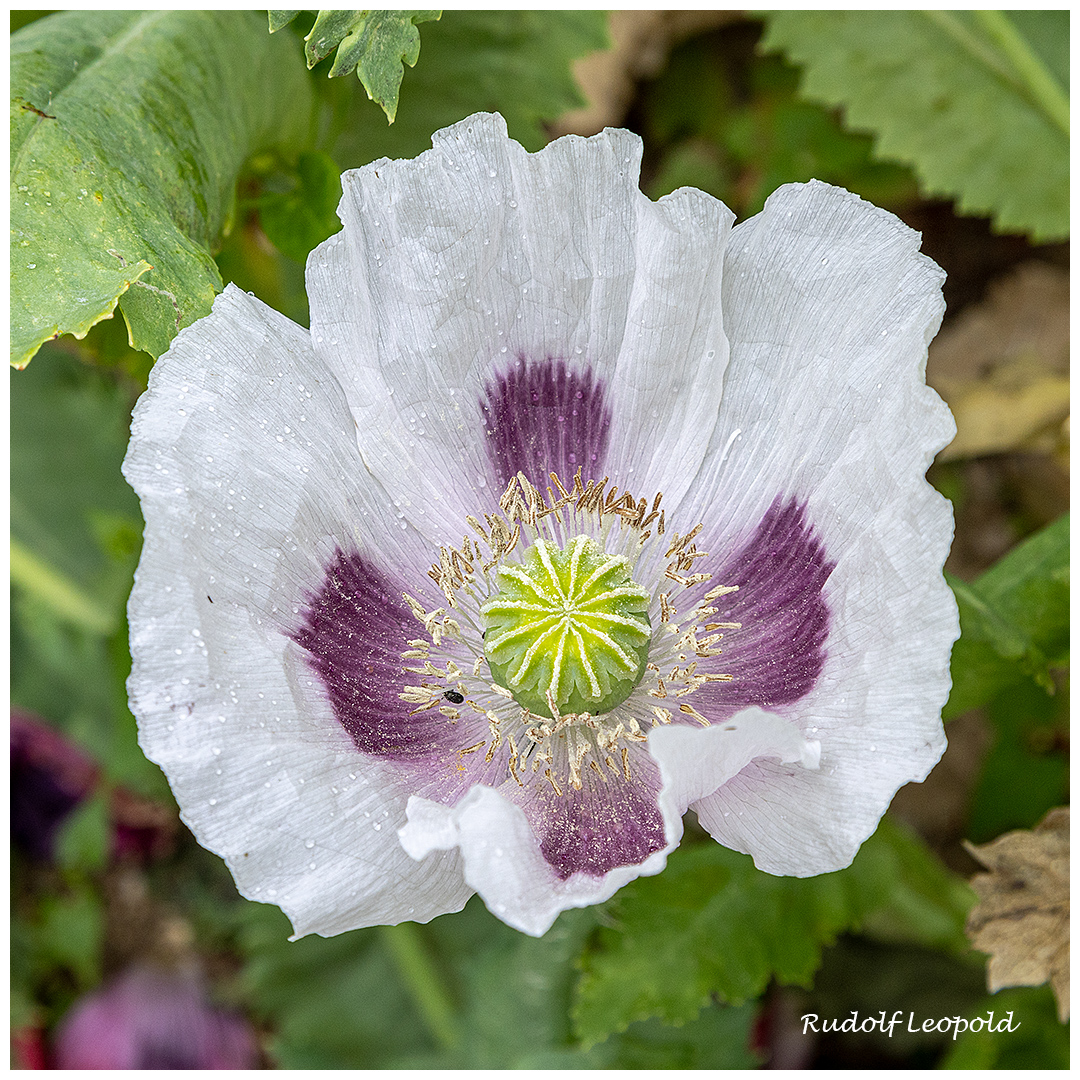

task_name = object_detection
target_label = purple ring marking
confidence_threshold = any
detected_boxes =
[521,755,667,880]
[700,498,833,717]
[481,356,611,487]
[292,550,458,761]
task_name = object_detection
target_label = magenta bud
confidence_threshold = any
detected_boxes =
[53,966,258,1069]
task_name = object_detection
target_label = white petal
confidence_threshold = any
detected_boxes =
[399,782,681,937]
[306,112,734,545]
[683,179,953,548]
[650,707,820,812]
[125,285,472,934]
[667,181,955,874]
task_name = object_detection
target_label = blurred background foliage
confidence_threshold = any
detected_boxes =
[10,9,1069,1069]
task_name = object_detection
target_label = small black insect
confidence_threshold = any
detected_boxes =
[443,690,465,704]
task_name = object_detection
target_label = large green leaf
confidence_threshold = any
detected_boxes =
[761,11,1069,241]
[333,10,608,166]
[945,514,1069,718]
[572,817,974,1046]
[11,10,314,367]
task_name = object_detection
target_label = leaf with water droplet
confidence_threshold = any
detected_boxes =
[11,11,314,367]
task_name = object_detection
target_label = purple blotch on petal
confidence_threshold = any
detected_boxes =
[522,754,667,880]
[702,499,833,717]
[292,551,455,761]
[480,356,611,487]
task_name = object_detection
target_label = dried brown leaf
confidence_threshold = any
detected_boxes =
[929,263,1070,462]
[964,806,1069,1021]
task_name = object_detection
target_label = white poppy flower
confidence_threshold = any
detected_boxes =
[124,113,957,938]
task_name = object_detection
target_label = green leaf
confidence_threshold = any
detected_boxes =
[761,11,1069,240]
[55,792,111,872]
[966,679,1069,843]
[228,888,759,1069]
[945,514,1069,718]
[572,816,973,1046]
[303,10,440,123]
[332,10,608,166]
[401,899,759,1069]
[268,10,301,34]
[515,1003,760,1069]
[966,513,1069,655]
[940,986,1069,1069]
[11,10,314,367]
[428,903,598,1067]
[258,151,343,263]
[857,818,975,955]
[233,907,434,1068]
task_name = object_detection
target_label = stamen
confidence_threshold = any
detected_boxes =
[678,703,711,727]
[396,468,742,795]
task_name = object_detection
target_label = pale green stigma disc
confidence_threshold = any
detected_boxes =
[481,536,651,718]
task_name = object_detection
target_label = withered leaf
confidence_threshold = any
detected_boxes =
[928,262,1069,462]
[964,806,1069,1021]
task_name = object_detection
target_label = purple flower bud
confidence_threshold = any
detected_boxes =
[10,710,97,862]
[53,966,258,1070]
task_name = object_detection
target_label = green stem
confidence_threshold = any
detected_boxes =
[975,10,1069,137]
[10,537,117,635]
[380,922,458,1051]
